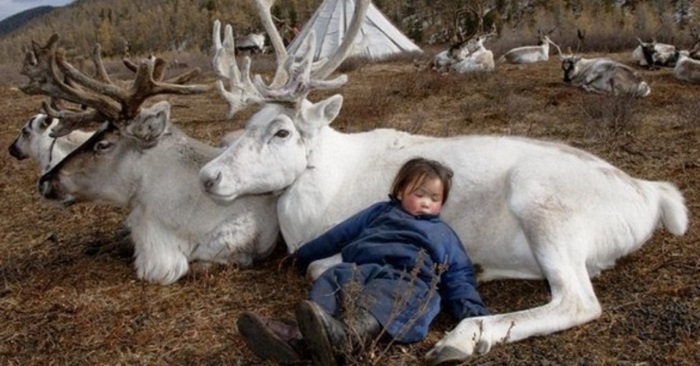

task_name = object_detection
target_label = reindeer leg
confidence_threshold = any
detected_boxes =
[426,235,601,365]
[426,167,603,364]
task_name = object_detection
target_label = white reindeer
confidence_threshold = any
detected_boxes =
[8,113,92,173]
[498,30,557,64]
[199,3,687,364]
[22,34,279,285]
[560,53,651,97]
[449,27,497,73]
[431,40,472,72]
[673,50,700,83]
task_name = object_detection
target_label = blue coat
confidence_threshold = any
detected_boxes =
[295,198,489,343]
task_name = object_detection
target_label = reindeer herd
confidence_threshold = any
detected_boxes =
[7,0,689,364]
[431,9,700,98]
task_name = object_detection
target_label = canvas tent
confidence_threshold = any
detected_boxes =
[287,0,422,61]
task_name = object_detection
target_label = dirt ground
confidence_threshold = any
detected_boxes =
[0,51,698,365]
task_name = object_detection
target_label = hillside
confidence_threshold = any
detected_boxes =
[0,0,698,65]
[0,6,58,37]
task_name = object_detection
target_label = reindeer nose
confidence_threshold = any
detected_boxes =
[8,143,26,160]
[202,171,222,192]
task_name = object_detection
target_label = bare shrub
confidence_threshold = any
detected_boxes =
[336,251,444,366]
[673,99,700,128]
[576,94,642,140]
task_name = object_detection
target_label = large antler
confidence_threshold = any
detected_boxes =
[21,34,211,136]
[213,0,369,119]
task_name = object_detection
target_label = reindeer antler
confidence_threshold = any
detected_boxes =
[20,33,211,136]
[212,0,368,119]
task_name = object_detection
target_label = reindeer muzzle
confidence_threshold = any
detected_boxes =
[8,141,27,160]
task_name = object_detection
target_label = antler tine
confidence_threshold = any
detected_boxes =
[549,38,564,58]
[213,20,265,119]
[253,0,289,87]
[41,99,107,137]
[124,57,211,118]
[20,34,122,135]
[212,20,238,80]
[216,56,263,119]
[253,31,347,103]
[92,44,112,84]
[123,53,200,84]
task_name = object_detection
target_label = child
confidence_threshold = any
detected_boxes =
[238,157,489,365]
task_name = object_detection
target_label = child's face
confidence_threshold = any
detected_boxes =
[398,177,444,216]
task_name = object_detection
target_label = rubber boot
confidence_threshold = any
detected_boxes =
[296,300,382,366]
[237,311,306,363]
[296,300,345,365]
[342,307,382,351]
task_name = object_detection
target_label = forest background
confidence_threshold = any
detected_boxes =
[0,0,699,65]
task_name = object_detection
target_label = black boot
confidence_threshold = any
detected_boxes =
[296,300,382,366]
[237,311,306,363]
[342,307,382,351]
[296,300,345,366]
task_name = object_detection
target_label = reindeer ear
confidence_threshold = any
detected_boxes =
[125,100,169,145]
[301,94,343,128]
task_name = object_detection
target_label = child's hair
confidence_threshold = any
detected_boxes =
[390,158,454,204]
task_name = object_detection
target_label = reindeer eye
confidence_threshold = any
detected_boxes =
[274,129,290,138]
[94,140,113,153]
[21,128,31,137]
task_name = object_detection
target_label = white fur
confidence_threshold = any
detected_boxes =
[39,102,279,285]
[673,51,700,83]
[199,94,687,363]
[499,35,552,64]
[450,35,495,73]
[431,40,473,72]
[9,114,93,173]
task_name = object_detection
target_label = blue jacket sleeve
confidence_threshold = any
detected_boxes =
[439,228,490,320]
[294,201,388,273]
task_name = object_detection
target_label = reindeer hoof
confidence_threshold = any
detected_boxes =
[425,345,469,366]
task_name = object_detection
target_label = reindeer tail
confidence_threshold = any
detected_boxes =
[655,181,688,236]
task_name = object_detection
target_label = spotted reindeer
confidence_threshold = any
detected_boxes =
[8,113,92,173]
[199,0,687,364]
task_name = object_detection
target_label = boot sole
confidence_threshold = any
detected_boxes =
[296,301,337,366]
[237,313,302,363]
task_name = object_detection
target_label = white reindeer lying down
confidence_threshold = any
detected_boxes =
[450,28,497,73]
[39,102,280,285]
[431,40,473,72]
[200,11,687,365]
[8,113,93,173]
[498,31,556,64]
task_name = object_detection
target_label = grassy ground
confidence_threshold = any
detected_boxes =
[0,49,698,365]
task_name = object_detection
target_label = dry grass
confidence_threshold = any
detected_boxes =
[0,50,698,366]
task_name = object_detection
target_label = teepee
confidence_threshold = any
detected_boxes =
[287,0,422,61]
